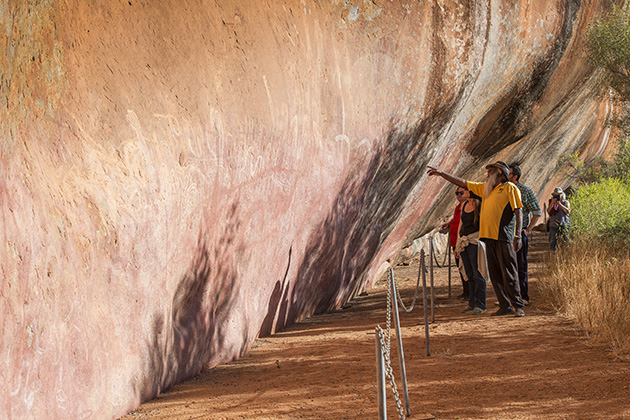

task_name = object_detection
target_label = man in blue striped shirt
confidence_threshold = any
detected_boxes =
[508,164,543,305]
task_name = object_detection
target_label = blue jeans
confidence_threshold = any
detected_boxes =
[452,247,469,297]
[549,225,570,251]
[460,243,486,309]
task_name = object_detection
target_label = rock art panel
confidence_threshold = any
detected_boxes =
[0,0,613,419]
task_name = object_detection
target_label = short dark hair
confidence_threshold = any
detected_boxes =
[509,163,521,181]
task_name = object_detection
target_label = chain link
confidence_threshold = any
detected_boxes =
[386,273,391,354]
[377,235,439,418]
[389,265,420,313]
[379,280,406,420]
[376,325,405,420]
[430,234,449,268]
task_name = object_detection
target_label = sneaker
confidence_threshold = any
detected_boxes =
[515,308,525,317]
[472,308,486,314]
[491,307,515,316]
[461,306,474,313]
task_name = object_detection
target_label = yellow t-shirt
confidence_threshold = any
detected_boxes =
[467,181,523,241]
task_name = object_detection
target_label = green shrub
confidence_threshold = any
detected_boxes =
[611,138,630,183]
[570,178,630,245]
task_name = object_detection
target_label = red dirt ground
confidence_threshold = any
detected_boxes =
[120,232,630,420]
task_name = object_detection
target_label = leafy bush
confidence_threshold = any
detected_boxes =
[611,137,630,183]
[559,137,630,185]
[570,178,630,245]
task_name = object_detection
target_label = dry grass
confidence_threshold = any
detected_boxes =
[539,238,630,359]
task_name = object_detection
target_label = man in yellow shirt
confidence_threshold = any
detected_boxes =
[427,161,526,317]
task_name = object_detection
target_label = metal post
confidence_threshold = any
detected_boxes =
[447,244,452,298]
[390,276,411,416]
[375,328,387,420]
[429,237,435,323]
[421,250,431,356]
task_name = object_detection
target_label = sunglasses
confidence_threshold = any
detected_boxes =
[455,191,465,196]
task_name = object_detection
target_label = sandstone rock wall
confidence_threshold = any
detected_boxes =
[0,0,612,418]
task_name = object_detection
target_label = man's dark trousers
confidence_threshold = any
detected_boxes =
[483,238,524,310]
[516,231,529,302]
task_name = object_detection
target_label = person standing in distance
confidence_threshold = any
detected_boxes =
[427,161,526,317]
[508,164,542,305]
[547,187,571,250]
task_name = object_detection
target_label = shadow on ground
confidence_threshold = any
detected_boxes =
[121,231,630,420]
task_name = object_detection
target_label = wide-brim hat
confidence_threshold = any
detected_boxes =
[553,187,564,195]
[485,161,510,179]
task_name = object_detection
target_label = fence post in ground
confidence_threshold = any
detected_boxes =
[389,274,411,417]
[375,328,387,420]
[421,250,431,356]
[429,236,435,323]
[448,244,452,298]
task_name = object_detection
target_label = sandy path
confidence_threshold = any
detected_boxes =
[121,233,630,419]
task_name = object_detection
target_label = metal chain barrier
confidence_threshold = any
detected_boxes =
[375,326,405,420]
[376,243,435,419]
[431,233,449,267]
[385,272,392,354]
[377,280,406,419]
[389,265,421,313]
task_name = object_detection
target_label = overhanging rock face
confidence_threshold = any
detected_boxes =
[0,1,612,418]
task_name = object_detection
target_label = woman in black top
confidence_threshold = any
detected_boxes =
[457,190,487,313]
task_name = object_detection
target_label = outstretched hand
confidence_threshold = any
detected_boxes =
[427,166,441,176]
[426,166,467,189]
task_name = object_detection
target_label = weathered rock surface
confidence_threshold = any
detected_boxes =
[0,0,613,418]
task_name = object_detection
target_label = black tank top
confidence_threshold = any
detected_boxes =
[459,204,479,237]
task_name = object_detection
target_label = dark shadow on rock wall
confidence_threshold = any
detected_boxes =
[468,0,582,160]
[259,245,292,336]
[407,0,586,245]
[133,203,247,401]
[280,0,584,329]
[283,103,462,331]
